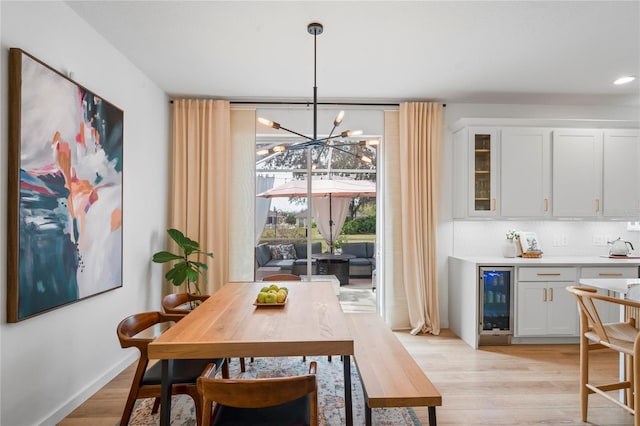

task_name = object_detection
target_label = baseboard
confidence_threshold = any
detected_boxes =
[511,336,579,345]
[39,352,138,425]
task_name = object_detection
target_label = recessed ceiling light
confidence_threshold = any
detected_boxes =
[614,76,636,85]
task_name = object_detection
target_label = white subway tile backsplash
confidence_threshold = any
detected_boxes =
[453,220,640,258]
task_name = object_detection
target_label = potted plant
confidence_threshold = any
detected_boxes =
[152,228,213,297]
[503,229,519,258]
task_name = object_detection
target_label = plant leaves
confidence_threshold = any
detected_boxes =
[185,268,198,283]
[197,250,214,258]
[183,236,200,250]
[155,228,213,292]
[166,228,185,243]
[170,268,187,286]
[191,261,209,270]
[152,251,183,263]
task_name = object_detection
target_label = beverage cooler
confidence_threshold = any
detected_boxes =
[479,266,514,345]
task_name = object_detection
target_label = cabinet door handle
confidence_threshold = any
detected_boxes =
[537,273,561,276]
[544,198,549,212]
[492,198,496,211]
[595,199,600,213]
[598,273,623,277]
[549,288,553,302]
[543,288,547,302]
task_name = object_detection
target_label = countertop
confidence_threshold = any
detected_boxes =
[579,278,640,294]
[450,256,640,266]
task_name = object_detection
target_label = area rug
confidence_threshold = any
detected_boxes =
[127,356,421,425]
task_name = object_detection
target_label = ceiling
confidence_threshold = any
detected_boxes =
[66,1,639,106]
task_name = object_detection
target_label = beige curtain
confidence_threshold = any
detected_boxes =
[170,99,231,294]
[398,102,443,335]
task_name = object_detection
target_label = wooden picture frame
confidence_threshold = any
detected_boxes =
[7,49,124,322]
[518,232,542,254]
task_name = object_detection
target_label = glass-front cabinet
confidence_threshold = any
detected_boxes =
[469,128,499,216]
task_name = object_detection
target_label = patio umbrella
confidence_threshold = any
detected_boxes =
[256,179,376,252]
[256,179,376,199]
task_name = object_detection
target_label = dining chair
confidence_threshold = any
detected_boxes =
[162,292,247,373]
[566,286,640,426]
[262,273,301,282]
[260,274,331,362]
[116,311,226,426]
[197,361,318,426]
[161,292,210,314]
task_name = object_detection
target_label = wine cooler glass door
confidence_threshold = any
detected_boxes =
[479,267,513,338]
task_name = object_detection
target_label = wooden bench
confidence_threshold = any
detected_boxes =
[346,313,442,426]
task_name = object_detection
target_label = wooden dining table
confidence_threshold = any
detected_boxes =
[148,281,355,426]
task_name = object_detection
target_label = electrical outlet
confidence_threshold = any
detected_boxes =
[561,235,569,246]
[628,222,640,232]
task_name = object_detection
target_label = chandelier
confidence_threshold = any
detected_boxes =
[256,23,377,271]
[256,22,378,166]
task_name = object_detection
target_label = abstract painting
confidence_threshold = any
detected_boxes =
[7,49,123,322]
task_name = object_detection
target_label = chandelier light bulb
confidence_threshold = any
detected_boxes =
[256,148,269,156]
[614,76,636,85]
[272,145,286,153]
[334,110,345,126]
[340,129,363,138]
[357,153,372,163]
[258,117,281,129]
[359,139,379,147]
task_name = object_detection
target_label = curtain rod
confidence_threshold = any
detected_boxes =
[169,100,446,107]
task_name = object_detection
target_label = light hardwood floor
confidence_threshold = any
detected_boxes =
[60,327,632,426]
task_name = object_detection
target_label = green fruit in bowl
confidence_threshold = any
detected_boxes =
[265,292,278,303]
[279,287,288,294]
[276,290,287,303]
[260,286,270,293]
[268,284,280,291]
[257,292,268,303]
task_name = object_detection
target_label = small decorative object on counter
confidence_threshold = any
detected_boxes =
[502,230,519,258]
[518,231,543,258]
[521,251,543,258]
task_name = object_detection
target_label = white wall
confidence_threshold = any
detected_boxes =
[0,2,170,424]
[438,102,640,328]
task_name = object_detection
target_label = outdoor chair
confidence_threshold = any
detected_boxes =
[116,311,226,426]
[198,361,318,426]
[566,286,640,426]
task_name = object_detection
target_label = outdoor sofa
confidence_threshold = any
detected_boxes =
[340,242,376,277]
[255,242,322,277]
[255,241,375,278]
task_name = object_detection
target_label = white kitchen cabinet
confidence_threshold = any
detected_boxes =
[452,128,467,219]
[453,127,500,218]
[580,266,639,323]
[516,267,578,337]
[552,129,603,217]
[500,128,551,217]
[449,256,640,349]
[453,122,638,220]
[603,130,640,217]
[552,129,639,218]
[468,128,500,217]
